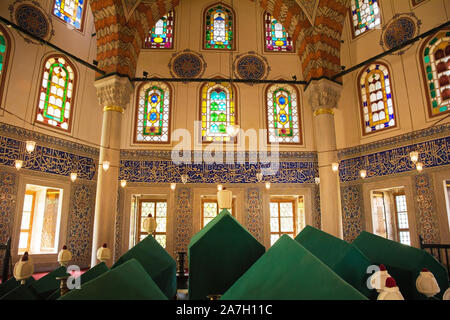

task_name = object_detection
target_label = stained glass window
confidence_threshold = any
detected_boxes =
[138,200,167,248]
[204,3,234,50]
[350,0,381,37]
[53,0,85,31]
[135,82,171,143]
[143,11,174,49]
[201,198,235,228]
[421,30,450,117]
[200,82,236,142]
[270,199,297,246]
[266,84,301,144]
[0,26,10,104]
[36,56,76,131]
[264,12,293,52]
[359,63,396,134]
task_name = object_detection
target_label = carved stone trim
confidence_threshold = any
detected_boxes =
[304,79,342,111]
[94,75,134,109]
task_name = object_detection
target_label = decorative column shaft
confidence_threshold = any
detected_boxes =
[91,75,133,267]
[305,79,343,238]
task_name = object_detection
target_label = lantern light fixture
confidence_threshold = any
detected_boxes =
[360,169,367,179]
[120,180,127,188]
[409,151,419,163]
[25,141,36,153]
[170,183,176,191]
[70,172,77,182]
[331,162,339,172]
[102,160,110,171]
[15,160,23,171]
[416,162,424,172]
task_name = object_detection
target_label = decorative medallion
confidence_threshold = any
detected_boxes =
[9,0,54,45]
[168,49,206,79]
[380,13,421,55]
[233,52,270,84]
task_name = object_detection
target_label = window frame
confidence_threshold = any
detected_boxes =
[262,11,295,53]
[133,81,173,144]
[51,0,87,33]
[348,0,382,39]
[136,199,168,246]
[201,196,236,228]
[35,54,77,133]
[142,10,176,50]
[0,25,11,108]
[393,192,411,246]
[357,61,398,136]
[419,28,450,119]
[199,80,238,144]
[269,198,297,243]
[202,2,236,51]
[265,83,302,145]
[18,191,36,254]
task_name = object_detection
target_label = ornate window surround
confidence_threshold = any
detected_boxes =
[357,61,398,136]
[133,81,173,144]
[198,80,238,144]
[34,54,77,133]
[51,0,87,32]
[262,11,295,53]
[202,2,236,51]
[348,0,383,39]
[264,83,302,145]
[142,10,176,50]
[419,28,450,119]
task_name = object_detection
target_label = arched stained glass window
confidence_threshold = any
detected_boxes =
[200,82,237,142]
[53,0,86,31]
[264,12,293,52]
[0,26,10,104]
[421,30,450,117]
[36,56,76,131]
[266,84,301,144]
[204,3,235,50]
[350,0,381,38]
[358,63,396,135]
[143,11,174,49]
[135,82,171,143]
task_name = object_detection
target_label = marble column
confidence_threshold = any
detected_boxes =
[305,79,343,238]
[91,75,133,267]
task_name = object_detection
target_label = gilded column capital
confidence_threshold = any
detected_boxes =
[94,75,134,110]
[304,79,342,114]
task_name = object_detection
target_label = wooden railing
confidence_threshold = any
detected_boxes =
[419,236,450,282]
